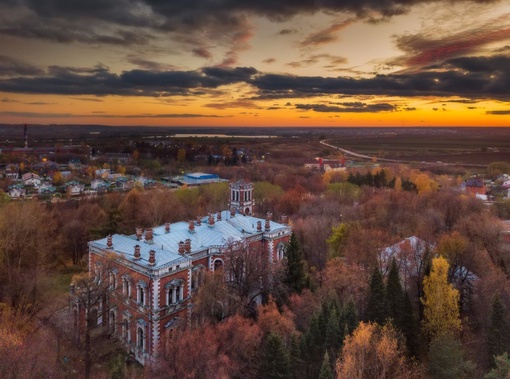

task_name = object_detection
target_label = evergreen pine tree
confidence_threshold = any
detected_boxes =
[386,259,404,325]
[488,295,510,367]
[342,300,359,335]
[289,334,302,379]
[319,351,334,379]
[401,290,419,357]
[284,232,306,294]
[259,333,291,379]
[367,266,388,324]
[325,306,341,356]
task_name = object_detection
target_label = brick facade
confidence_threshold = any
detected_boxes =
[71,180,292,364]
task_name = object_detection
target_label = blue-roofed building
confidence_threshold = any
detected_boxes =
[71,180,292,365]
[172,172,228,186]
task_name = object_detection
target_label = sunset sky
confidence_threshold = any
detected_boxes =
[1,0,510,127]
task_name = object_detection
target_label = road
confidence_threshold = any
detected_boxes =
[320,140,487,168]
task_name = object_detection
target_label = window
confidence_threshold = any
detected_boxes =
[166,279,184,306]
[109,310,116,334]
[109,272,117,291]
[123,317,131,343]
[137,280,148,306]
[137,327,145,351]
[277,243,285,261]
[213,259,224,271]
[122,277,132,299]
[192,265,205,290]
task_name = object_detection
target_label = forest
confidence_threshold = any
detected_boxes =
[1,159,510,379]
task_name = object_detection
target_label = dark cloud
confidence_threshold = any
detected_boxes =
[263,58,276,64]
[204,100,261,109]
[252,55,510,100]
[299,20,352,47]
[1,55,509,101]
[278,29,295,35]
[486,110,510,115]
[0,0,501,48]
[287,54,347,68]
[393,22,510,67]
[296,102,395,113]
[0,55,44,76]
[192,47,213,59]
[1,97,19,103]
[126,56,178,71]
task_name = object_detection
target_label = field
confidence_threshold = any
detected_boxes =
[323,128,510,165]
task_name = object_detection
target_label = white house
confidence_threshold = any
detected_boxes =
[8,186,26,198]
[22,172,42,187]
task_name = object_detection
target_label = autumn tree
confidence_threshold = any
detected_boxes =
[70,253,119,379]
[223,239,272,317]
[421,256,461,340]
[0,202,60,315]
[335,322,418,379]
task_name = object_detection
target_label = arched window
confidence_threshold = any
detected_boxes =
[137,327,145,351]
[109,271,117,291]
[277,242,286,261]
[123,317,130,343]
[213,259,224,271]
[109,310,116,334]
[122,275,132,299]
[192,265,205,290]
[137,280,148,306]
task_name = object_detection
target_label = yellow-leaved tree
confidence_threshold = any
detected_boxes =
[336,322,420,379]
[421,256,461,339]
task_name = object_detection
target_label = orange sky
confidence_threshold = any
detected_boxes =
[0,0,510,127]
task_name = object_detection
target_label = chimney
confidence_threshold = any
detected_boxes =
[230,208,235,217]
[265,214,271,231]
[145,227,153,243]
[178,241,185,255]
[196,216,201,226]
[208,213,215,227]
[257,220,262,231]
[267,212,273,221]
[165,222,170,233]
[136,227,142,240]
[188,220,195,233]
[217,211,222,221]
[148,250,156,266]
[134,244,141,260]
[185,238,191,253]
[107,235,113,248]
[281,214,289,224]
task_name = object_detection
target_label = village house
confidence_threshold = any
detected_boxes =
[462,177,487,197]
[22,172,42,187]
[65,181,85,196]
[8,184,26,199]
[71,180,292,365]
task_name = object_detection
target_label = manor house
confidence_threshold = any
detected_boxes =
[72,180,292,364]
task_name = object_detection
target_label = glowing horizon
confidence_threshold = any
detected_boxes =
[1,1,510,127]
